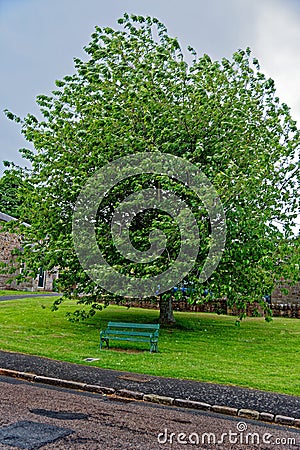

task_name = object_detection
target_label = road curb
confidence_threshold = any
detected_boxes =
[0,367,299,428]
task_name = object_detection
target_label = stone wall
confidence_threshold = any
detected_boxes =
[271,282,300,304]
[0,229,33,290]
[121,296,300,318]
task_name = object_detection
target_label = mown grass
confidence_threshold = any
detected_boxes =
[0,296,299,396]
[0,290,43,296]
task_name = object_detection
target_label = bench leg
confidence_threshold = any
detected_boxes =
[150,341,158,353]
[100,338,109,349]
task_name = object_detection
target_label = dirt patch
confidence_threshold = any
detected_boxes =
[118,374,152,383]
[107,347,145,354]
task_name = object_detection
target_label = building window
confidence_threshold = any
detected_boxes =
[38,268,45,288]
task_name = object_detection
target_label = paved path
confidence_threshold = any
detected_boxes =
[0,350,299,419]
[0,293,60,301]
[1,375,299,449]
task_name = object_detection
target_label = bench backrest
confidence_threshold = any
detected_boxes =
[107,322,159,332]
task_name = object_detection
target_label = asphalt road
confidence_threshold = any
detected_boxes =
[0,376,299,450]
[0,350,299,419]
[0,294,60,301]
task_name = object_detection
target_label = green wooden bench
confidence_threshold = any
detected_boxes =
[100,322,160,353]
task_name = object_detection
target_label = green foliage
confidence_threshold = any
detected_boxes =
[4,14,300,319]
[0,164,32,220]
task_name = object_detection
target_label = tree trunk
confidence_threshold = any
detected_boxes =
[159,294,176,325]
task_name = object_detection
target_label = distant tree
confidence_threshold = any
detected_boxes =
[5,14,300,324]
[0,163,31,220]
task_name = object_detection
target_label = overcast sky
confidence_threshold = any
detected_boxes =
[1,0,300,175]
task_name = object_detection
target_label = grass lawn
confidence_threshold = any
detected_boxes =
[0,290,45,296]
[0,296,299,396]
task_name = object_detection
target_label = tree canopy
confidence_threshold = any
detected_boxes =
[4,13,300,323]
[0,164,31,220]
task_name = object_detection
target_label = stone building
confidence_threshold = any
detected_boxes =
[0,211,58,291]
[271,281,300,305]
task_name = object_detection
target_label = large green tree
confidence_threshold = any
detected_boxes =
[5,14,299,323]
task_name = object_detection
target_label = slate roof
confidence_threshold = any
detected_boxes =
[0,212,29,227]
[0,212,17,222]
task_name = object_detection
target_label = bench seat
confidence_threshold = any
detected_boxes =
[100,322,160,353]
